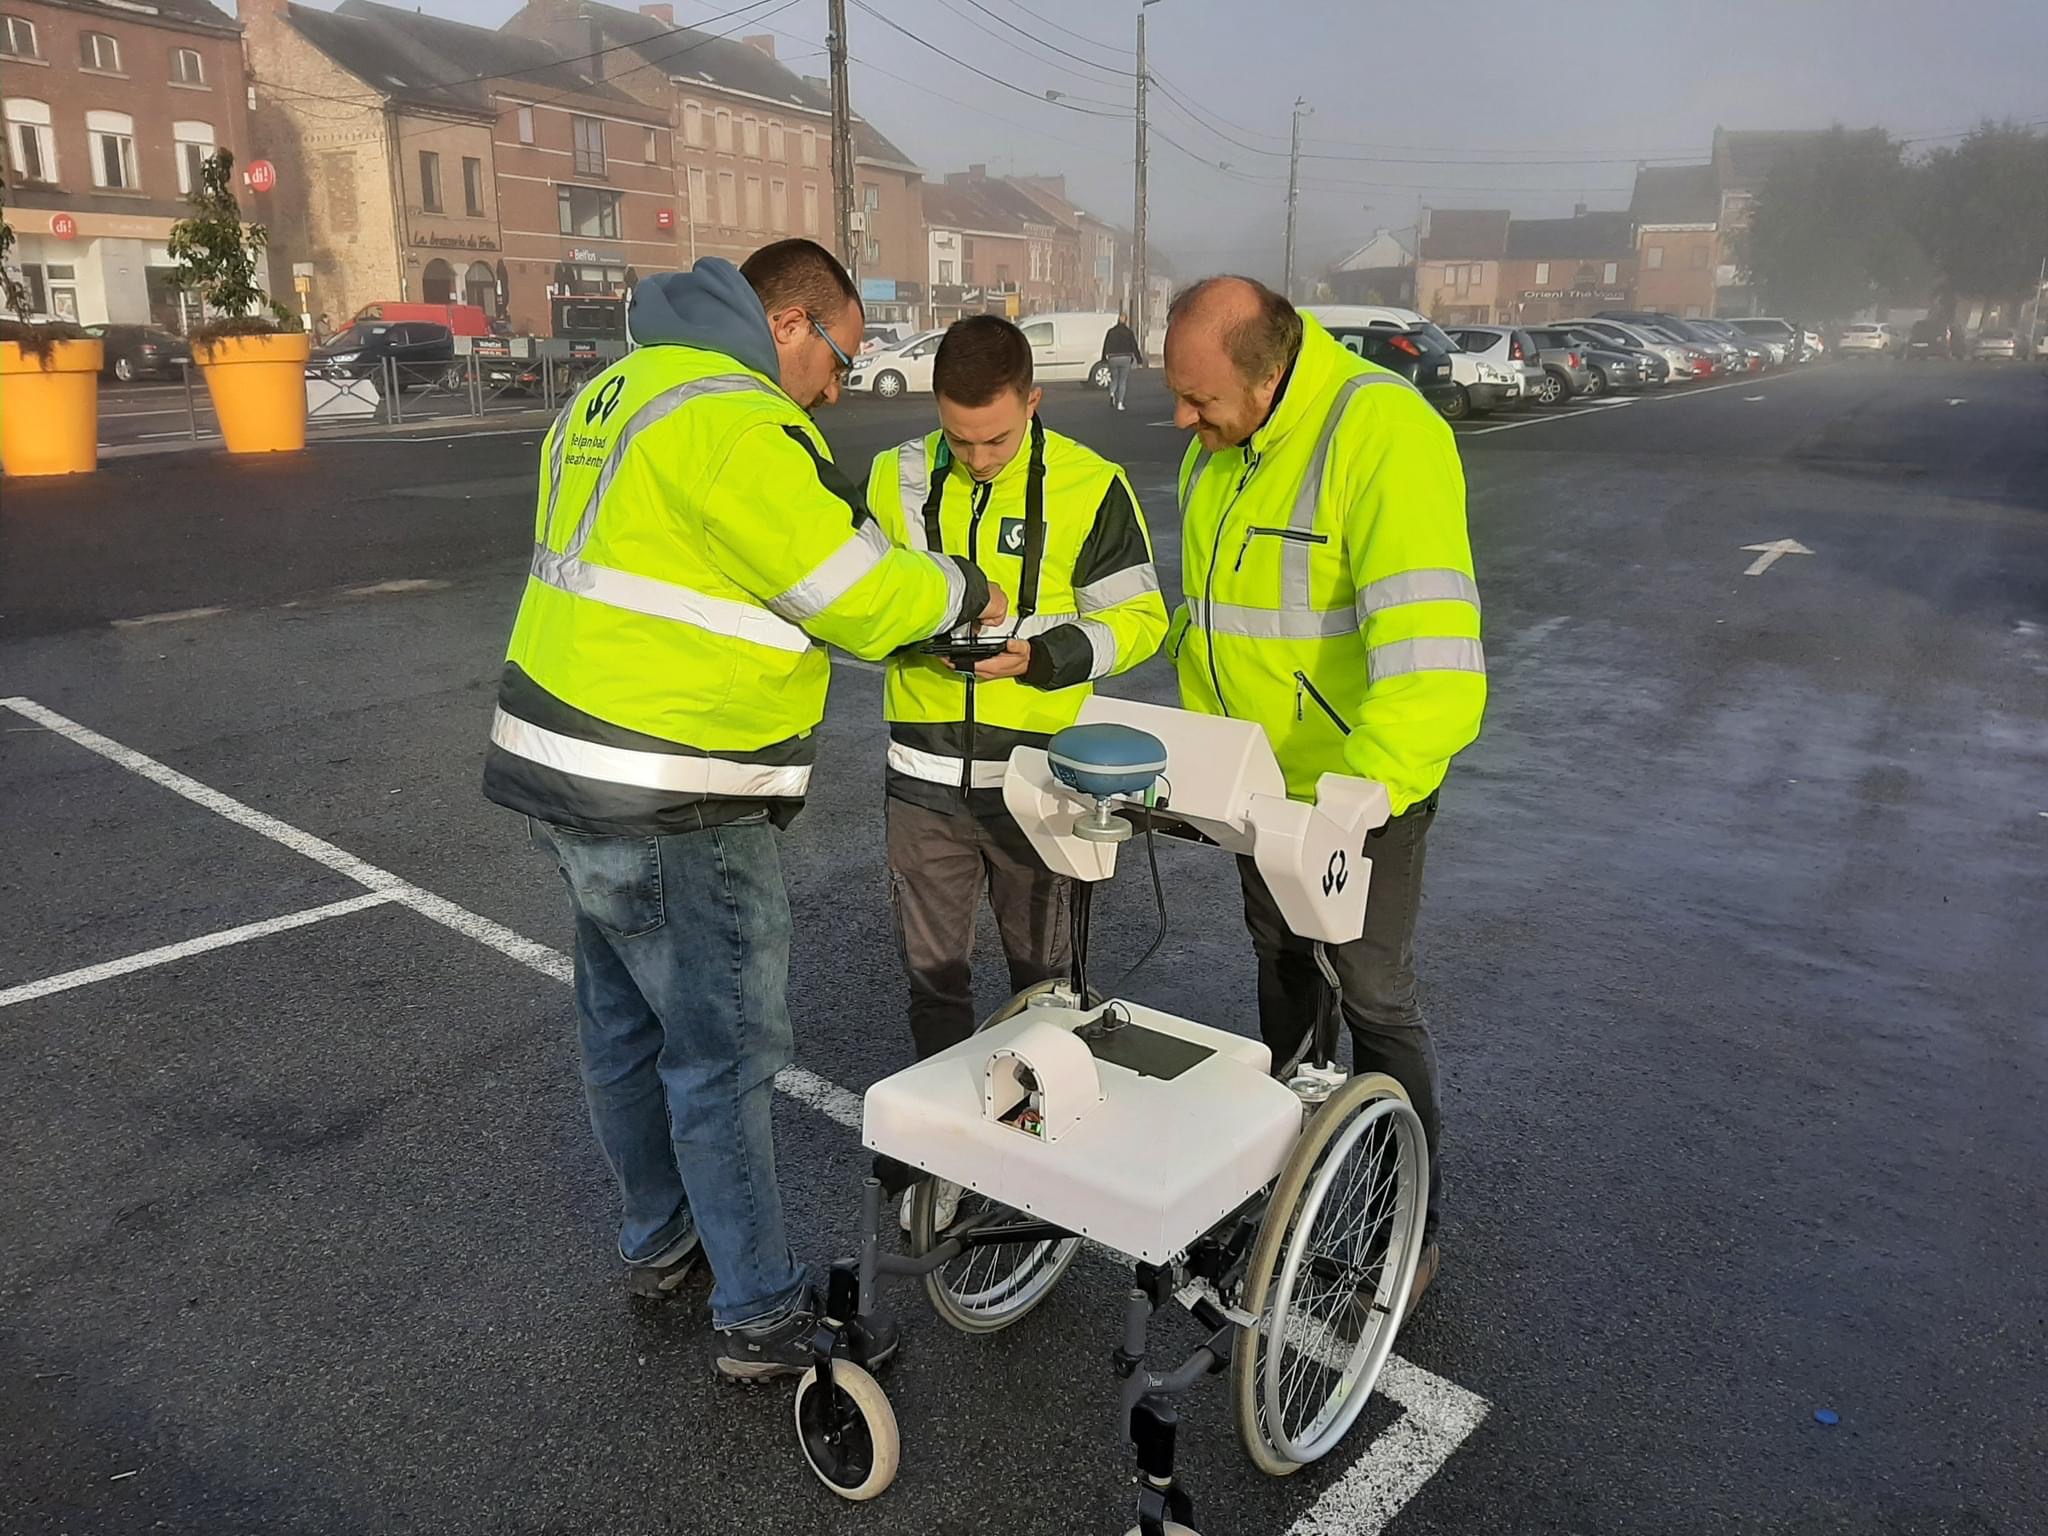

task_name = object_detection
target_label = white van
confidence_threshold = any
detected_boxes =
[1016,311,1125,386]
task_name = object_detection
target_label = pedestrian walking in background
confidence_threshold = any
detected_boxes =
[1103,312,1143,411]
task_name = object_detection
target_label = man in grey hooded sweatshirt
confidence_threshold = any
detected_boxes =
[488,239,1007,1377]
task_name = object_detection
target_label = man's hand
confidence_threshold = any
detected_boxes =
[948,637,1032,679]
[976,582,1010,630]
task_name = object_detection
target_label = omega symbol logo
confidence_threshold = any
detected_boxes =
[584,376,626,425]
[1322,849,1348,897]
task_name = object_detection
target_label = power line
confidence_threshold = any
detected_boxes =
[844,0,1129,116]
[949,0,1134,79]
[981,0,1130,59]
[917,0,1132,93]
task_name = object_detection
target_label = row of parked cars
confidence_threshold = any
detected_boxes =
[1304,305,1821,421]
[1839,320,2048,361]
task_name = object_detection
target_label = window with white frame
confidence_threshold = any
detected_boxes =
[79,31,121,72]
[642,126,657,163]
[1645,245,1664,270]
[798,126,814,166]
[862,182,879,212]
[683,100,703,146]
[572,115,605,177]
[938,260,953,283]
[171,47,205,85]
[864,235,879,265]
[744,173,762,229]
[88,109,138,189]
[1603,261,1619,284]
[767,122,784,161]
[516,105,534,143]
[173,120,215,195]
[1534,262,1550,285]
[1,15,39,58]
[769,177,786,232]
[716,169,736,225]
[802,182,818,235]
[5,98,56,183]
[687,164,706,218]
[713,108,732,152]
[741,115,759,157]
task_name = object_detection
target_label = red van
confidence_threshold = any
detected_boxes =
[350,301,491,337]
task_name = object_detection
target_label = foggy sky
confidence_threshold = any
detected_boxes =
[232,0,2048,285]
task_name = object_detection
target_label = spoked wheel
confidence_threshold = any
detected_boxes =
[908,977,1091,1332]
[795,1361,899,1501]
[1232,1073,1428,1476]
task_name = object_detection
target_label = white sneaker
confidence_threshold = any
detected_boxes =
[899,1179,963,1235]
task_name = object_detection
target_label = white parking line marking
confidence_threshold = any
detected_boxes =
[2,695,1492,1524]
[1288,1357,1489,1534]
[0,892,399,1008]
[110,607,229,628]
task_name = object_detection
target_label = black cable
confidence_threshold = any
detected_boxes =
[1109,802,1168,996]
[951,0,1135,80]
[846,0,1130,117]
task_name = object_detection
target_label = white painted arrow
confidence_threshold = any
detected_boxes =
[1742,538,1813,576]
[1743,394,1766,401]
[1946,398,1967,406]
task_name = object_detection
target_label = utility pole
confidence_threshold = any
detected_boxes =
[827,0,857,280]
[1131,0,1160,351]
[1282,96,1306,301]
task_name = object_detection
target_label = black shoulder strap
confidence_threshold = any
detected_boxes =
[1016,415,1047,619]
[920,435,950,551]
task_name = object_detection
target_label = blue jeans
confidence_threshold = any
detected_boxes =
[530,815,809,1330]
[1109,355,1135,407]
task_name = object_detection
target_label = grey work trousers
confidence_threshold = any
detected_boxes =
[886,796,1073,1060]
[1237,797,1442,1237]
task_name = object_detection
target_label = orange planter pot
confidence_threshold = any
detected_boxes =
[194,331,312,454]
[1,338,104,476]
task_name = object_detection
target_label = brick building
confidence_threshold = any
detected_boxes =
[944,166,1068,314]
[1627,163,1719,318]
[2,0,257,327]
[1499,210,1634,324]
[922,178,1027,326]
[1416,208,1510,324]
[846,117,925,328]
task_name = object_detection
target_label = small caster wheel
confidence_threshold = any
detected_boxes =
[794,1361,899,1501]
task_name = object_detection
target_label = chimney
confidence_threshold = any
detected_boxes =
[969,163,986,179]
[240,0,287,31]
[639,3,674,23]
[741,33,775,57]
[577,5,604,80]
[1574,201,1588,218]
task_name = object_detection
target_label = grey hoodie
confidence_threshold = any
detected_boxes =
[626,260,780,384]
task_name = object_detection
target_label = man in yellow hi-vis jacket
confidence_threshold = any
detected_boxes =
[485,241,1005,1379]
[1164,276,1485,1307]
[866,319,1165,1225]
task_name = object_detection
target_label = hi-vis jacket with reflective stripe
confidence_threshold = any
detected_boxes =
[484,338,985,836]
[868,419,1167,812]
[1172,314,1484,814]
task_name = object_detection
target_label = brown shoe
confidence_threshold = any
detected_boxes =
[1405,1241,1441,1319]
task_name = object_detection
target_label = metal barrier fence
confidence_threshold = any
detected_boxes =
[171,339,634,441]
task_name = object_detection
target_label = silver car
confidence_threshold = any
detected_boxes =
[1557,317,1700,384]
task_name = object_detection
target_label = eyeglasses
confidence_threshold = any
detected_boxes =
[810,316,854,380]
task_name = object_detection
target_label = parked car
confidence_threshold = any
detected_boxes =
[1834,322,1899,357]
[1564,317,1704,382]
[1444,325,1549,405]
[308,321,456,386]
[1599,311,1742,375]
[2035,327,2048,361]
[1902,318,1951,361]
[1725,315,1804,363]
[1692,318,1770,371]
[1529,326,1649,394]
[81,323,189,382]
[1802,328,1825,358]
[1503,327,1595,404]
[1305,305,1522,418]
[843,330,943,396]
[861,322,917,355]
[350,301,492,337]
[1971,328,2020,360]
[1321,321,1461,415]
[1551,320,1676,386]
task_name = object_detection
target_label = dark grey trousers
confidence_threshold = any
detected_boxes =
[886,797,1072,1060]
[1237,798,1442,1237]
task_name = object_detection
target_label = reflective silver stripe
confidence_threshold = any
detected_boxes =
[768,520,891,622]
[1074,616,1117,679]
[1075,563,1160,612]
[1179,452,1211,517]
[1282,373,1413,609]
[530,543,812,653]
[560,373,772,559]
[1366,636,1488,683]
[491,709,813,798]
[925,550,967,629]
[1185,597,1355,641]
[886,741,1007,789]
[1356,568,1483,621]
[1010,610,1076,639]
[538,396,574,539]
[896,437,932,551]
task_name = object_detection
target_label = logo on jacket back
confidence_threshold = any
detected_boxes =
[996,517,1027,556]
[584,375,626,426]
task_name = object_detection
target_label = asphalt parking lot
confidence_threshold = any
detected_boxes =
[5,358,2047,1536]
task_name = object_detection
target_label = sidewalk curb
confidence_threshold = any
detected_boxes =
[98,407,557,461]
